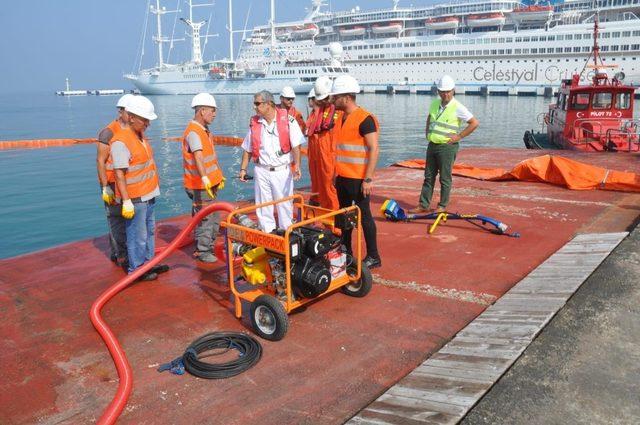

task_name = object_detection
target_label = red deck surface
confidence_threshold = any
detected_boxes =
[1,148,639,424]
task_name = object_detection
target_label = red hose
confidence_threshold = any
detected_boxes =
[90,202,235,425]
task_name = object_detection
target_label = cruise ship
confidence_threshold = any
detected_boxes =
[126,0,640,95]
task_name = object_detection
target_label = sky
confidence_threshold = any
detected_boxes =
[0,0,436,94]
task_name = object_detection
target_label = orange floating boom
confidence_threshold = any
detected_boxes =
[0,138,98,150]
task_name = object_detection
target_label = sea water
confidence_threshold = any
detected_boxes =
[0,91,626,258]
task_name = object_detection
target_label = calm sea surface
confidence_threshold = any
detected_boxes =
[0,92,636,258]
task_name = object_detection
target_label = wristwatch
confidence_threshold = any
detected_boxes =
[364,178,372,183]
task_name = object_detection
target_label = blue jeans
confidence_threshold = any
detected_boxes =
[125,198,156,273]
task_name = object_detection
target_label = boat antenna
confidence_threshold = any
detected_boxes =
[579,11,616,81]
[235,2,252,60]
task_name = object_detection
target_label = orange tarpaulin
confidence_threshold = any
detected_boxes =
[394,154,640,192]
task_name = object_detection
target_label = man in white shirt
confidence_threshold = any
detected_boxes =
[239,90,304,233]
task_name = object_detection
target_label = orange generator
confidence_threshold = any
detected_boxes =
[220,195,372,341]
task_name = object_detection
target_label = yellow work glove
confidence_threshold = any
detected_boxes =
[101,186,116,205]
[218,176,226,191]
[202,176,216,199]
[122,199,135,219]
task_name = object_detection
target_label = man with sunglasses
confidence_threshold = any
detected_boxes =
[239,90,304,233]
[277,86,306,134]
[409,75,479,214]
[331,75,381,270]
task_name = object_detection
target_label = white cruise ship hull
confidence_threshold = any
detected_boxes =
[126,75,313,95]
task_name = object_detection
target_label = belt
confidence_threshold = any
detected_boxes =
[256,163,289,172]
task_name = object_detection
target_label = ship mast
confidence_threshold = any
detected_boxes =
[181,0,216,65]
[150,0,180,68]
[270,0,276,48]
[228,0,234,61]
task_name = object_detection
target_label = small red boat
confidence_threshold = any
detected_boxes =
[525,18,639,152]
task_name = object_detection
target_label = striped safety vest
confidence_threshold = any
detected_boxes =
[182,121,223,190]
[104,119,122,184]
[334,107,378,179]
[427,98,464,144]
[112,127,159,200]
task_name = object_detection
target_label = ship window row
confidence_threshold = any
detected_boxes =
[352,44,639,60]
[184,74,206,79]
[336,30,639,53]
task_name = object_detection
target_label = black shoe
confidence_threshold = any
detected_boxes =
[363,256,382,269]
[138,271,158,282]
[150,264,170,274]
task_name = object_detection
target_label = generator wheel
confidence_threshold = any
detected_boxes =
[341,263,373,298]
[250,295,289,341]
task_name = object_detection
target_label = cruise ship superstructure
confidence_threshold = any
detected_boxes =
[127,0,640,95]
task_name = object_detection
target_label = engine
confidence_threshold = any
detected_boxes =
[240,225,343,300]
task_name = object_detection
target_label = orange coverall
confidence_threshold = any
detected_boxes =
[306,105,339,210]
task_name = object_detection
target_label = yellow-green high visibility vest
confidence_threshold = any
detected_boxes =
[427,98,463,144]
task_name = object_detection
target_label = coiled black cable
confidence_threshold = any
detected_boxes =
[182,332,262,379]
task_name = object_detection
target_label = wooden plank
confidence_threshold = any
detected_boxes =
[350,232,627,425]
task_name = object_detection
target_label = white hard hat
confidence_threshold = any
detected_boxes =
[280,86,296,98]
[314,76,333,100]
[116,93,135,108]
[125,96,158,120]
[436,75,455,91]
[308,88,316,99]
[331,75,360,95]
[191,92,217,108]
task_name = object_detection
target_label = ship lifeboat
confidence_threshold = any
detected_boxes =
[339,26,366,37]
[466,13,506,28]
[510,5,553,24]
[291,23,320,39]
[208,67,225,79]
[371,21,403,34]
[425,16,460,30]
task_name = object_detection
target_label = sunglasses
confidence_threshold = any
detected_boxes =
[253,101,265,107]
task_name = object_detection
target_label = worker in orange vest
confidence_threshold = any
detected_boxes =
[306,76,339,210]
[277,86,307,135]
[96,93,133,267]
[182,93,226,263]
[331,75,381,269]
[111,96,168,281]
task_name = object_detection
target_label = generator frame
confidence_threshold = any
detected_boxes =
[221,194,371,340]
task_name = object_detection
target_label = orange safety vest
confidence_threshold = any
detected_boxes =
[112,127,159,200]
[104,119,122,184]
[334,107,378,179]
[250,108,291,162]
[182,121,224,190]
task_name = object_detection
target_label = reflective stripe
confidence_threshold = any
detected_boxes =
[205,163,219,174]
[434,121,462,131]
[337,143,369,152]
[429,129,457,137]
[203,154,217,162]
[184,157,195,166]
[128,159,153,172]
[336,155,367,164]
[184,164,219,176]
[126,170,156,185]
[105,163,114,170]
